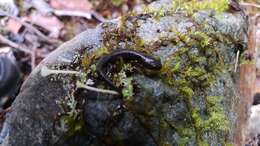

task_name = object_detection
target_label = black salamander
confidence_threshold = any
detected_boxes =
[96,49,162,93]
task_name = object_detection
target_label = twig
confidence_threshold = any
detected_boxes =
[53,9,107,22]
[40,66,84,77]
[76,81,119,95]
[0,35,47,58]
[240,2,260,9]
[0,34,31,54]
[0,10,59,44]
[234,50,240,73]
[31,45,37,69]
[53,9,92,19]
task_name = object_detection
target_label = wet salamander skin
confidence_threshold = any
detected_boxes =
[96,49,162,92]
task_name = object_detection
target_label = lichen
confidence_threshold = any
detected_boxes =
[57,92,85,138]
[113,63,134,101]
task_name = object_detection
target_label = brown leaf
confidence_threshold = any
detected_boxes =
[31,0,53,14]
[49,0,93,12]
[5,19,22,34]
[28,13,64,38]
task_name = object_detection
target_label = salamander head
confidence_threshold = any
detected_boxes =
[143,57,162,70]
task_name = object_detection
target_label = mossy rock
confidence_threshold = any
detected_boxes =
[1,0,247,146]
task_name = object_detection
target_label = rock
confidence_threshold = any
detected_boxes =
[1,0,248,146]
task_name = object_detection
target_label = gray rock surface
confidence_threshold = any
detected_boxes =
[1,0,248,146]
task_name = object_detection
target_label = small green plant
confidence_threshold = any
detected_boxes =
[113,63,134,101]
[144,0,229,18]
[111,0,124,6]
[204,96,230,133]
[66,94,78,119]
[182,0,229,15]
[56,92,85,137]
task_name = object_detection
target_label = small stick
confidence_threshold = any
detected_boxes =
[76,81,119,95]
[53,9,92,19]
[0,35,46,58]
[0,34,31,54]
[40,66,84,77]
[53,9,107,22]
[234,50,240,73]
[31,45,37,69]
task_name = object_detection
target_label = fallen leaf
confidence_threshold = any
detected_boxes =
[5,19,22,34]
[31,0,53,14]
[49,0,93,12]
[28,12,64,38]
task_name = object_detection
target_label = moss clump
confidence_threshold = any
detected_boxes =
[81,47,109,71]
[160,25,230,144]
[204,96,230,133]
[143,6,166,20]
[113,64,134,101]
[178,0,229,15]
[60,114,85,137]
[143,0,229,19]
[56,92,86,138]
[102,14,155,54]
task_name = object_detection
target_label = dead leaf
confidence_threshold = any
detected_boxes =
[5,19,22,34]
[49,0,93,12]
[31,0,53,14]
[28,12,64,38]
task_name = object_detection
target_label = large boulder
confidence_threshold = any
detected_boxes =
[1,0,248,146]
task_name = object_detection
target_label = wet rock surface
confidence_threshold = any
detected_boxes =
[1,0,248,146]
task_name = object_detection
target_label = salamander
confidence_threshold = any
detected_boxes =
[96,49,162,93]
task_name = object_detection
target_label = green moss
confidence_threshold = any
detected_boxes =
[181,0,229,15]
[113,64,134,101]
[143,6,166,20]
[143,0,229,19]
[111,0,123,6]
[60,114,85,137]
[57,46,115,138]
[86,0,235,145]
[178,137,189,146]
[204,96,230,133]
[55,92,86,138]
[159,22,231,144]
